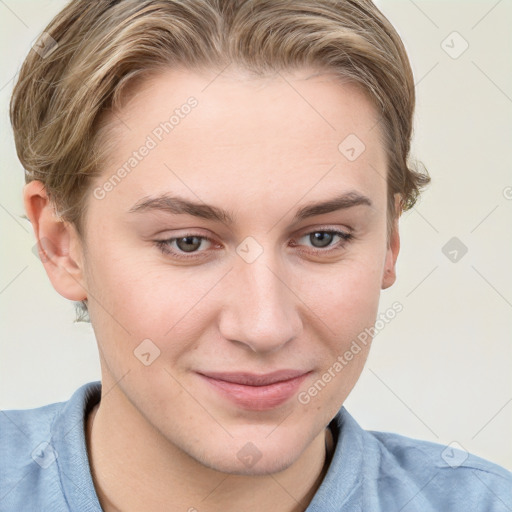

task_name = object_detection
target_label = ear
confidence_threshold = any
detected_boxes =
[381,194,401,290]
[23,180,87,301]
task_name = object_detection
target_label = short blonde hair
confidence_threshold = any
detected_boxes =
[11,0,429,319]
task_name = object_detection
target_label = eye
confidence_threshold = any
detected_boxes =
[154,228,353,261]
[292,229,353,253]
[172,235,208,253]
[154,234,214,260]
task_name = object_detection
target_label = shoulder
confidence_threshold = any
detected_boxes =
[0,398,64,470]
[366,428,512,510]
[321,408,512,511]
[0,399,62,448]
[0,399,64,509]
[0,382,101,511]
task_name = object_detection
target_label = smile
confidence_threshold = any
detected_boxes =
[197,370,311,411]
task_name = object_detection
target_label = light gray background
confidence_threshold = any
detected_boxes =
[1,0,511,470]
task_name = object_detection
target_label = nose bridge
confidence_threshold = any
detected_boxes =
[219,248,300,353]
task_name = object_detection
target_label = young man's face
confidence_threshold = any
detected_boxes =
[77,67,398,474]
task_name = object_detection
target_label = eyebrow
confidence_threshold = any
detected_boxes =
[128,191,372,225]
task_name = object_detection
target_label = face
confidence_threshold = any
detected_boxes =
[76,67,397,474]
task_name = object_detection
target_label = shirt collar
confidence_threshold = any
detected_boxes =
[51,380,103,511]
[305,406,365,511]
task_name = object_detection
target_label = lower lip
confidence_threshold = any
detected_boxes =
[199,374,309,411]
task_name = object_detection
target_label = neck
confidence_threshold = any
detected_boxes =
[86,387,333,512]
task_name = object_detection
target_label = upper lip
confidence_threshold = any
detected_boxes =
[198,370,309,386]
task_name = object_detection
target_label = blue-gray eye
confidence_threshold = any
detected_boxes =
[297,230,352,250]
[175,236,204,253]
[310,231,336,248]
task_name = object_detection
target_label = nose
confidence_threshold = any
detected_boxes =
[218,251,302,354]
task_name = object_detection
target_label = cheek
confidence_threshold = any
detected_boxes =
[297,253,384,334]
[295,258,383,401]
[84,241,223,357]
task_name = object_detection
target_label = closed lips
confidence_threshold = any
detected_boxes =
[198,370,309,386]
[198,370,311,411]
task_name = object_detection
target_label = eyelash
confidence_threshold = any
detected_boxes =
[154,228,353,261]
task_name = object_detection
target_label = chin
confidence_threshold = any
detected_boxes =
[198,447,299,476]
[181,431,307,476]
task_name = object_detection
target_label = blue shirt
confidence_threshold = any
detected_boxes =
[1,381,511,511]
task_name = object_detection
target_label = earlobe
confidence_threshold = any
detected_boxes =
[24,180,87,301]
[381,195,401,290]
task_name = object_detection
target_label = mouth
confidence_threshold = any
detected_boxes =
[197,370,311,411]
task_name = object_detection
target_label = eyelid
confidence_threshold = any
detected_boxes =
[295,224,353,238]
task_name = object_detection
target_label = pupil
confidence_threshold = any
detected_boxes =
[311,232,332,248]
[177,236,201,252]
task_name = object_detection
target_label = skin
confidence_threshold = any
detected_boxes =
[24,67,400,512]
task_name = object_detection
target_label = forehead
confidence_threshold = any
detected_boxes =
[92,67,387,215]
